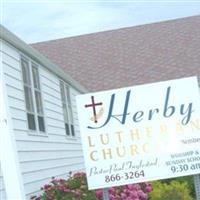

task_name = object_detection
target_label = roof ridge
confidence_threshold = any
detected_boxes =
[31,14,200,45]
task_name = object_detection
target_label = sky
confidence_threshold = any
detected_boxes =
[1,0,200,43]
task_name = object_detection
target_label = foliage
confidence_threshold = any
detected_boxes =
[31,172,97,200]
[95,182,153,200]
[31,172,153,200]
[176,176,195,198]
[149,180,194,200]
[163,176,195,198]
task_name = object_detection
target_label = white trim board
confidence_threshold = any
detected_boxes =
[0,48,26,199]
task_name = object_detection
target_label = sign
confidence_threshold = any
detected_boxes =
[76,77,200,190]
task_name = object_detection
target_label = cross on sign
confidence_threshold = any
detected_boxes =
[85,96,103,123]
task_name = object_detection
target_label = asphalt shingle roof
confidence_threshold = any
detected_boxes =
[32,15,200,92]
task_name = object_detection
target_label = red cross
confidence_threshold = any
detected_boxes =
[85,96,103,123]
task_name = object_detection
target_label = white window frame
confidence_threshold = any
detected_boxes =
[60,80,75,137]
[21,55,46,134]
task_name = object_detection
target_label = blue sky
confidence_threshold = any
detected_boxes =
[1,0,200,43]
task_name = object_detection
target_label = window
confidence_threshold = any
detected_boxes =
[60,81,75,137]
[21,57,45,133]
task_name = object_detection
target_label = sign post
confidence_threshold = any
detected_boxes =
[0,51,25,199]
[76,77,200,193]
[194,175,200,200]
[102,188,109,200]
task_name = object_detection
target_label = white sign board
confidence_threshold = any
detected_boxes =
[76,77,200,190]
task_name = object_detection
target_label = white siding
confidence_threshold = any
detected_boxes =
[0,165,7,200]
[1,40,85,199]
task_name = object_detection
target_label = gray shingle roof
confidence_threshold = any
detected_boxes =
[32,15,200,92]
